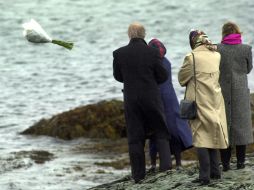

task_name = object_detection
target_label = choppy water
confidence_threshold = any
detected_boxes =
[1,0,254,189]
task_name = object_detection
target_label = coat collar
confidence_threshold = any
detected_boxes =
[129,38,147,45]
[192,45,209,52]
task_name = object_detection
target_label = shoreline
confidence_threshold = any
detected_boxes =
[88,152,254,190]
[15,93,254,189]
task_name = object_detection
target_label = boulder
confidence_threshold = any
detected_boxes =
[21,100,126,140]
[21,93,254,140]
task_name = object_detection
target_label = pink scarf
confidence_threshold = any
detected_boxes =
[221,34,242,45]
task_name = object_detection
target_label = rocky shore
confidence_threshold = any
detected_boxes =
[88,153,254,190]
[19,94,254,189]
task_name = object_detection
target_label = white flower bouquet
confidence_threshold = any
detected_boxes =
[22,19,74,50]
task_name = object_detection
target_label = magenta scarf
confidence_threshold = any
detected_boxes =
[221,34,242,45]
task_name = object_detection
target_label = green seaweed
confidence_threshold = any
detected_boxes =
[21,100,126,140]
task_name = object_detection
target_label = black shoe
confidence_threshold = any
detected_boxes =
[191,178,210,185]
[210,174,221,179]
[222,164,230,172]
[237,162,245,169]
[199,179,210,186]
[134,178,143,184]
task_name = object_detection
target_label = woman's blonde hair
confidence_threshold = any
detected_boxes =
[222,22,242,38]
[128,22,146,39]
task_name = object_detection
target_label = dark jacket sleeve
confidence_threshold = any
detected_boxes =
[153,51,168,84]
[247,46,253,74]
[113,51,123,82]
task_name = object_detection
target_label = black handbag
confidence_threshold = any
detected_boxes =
[179,53,197,120]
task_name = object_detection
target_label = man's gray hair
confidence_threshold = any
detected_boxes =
[128,22,146,39]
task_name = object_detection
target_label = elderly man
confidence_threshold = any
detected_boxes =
[113,22,171,183]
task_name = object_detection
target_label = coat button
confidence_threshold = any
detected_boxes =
[228,102,231,105]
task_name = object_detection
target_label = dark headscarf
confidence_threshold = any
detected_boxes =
[189,30,216,51]
[148,38,167,58]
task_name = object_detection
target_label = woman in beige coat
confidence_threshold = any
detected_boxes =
[178,30,228,185]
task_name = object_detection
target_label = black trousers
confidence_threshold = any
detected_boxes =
[220,145,246,166]
[125,98,171,182]
[149,137,173,167]
[129,138,171,182]
[197,148,220,181]
[128,141,146,182]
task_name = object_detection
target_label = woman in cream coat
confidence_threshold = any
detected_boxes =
[178,30,228,185]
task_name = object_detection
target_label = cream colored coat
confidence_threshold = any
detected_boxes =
[178,45,228,149]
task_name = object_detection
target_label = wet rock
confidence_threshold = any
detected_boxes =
[95,157,130,170]
[73,138,130,170]
[21,93,254,140]
[73,138,129,154]
[21,100,126,140]
[0,150,54,174]
[0,157,33,174]
[73,165,83,171]
[95,169,107,174]
[89,153,254,190]
[12,150,55,164]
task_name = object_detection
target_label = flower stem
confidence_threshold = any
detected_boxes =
[52,39,74,50]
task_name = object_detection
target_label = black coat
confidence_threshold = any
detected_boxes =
[113,38,170,143]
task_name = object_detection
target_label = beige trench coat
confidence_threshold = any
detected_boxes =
[178,45,228,149]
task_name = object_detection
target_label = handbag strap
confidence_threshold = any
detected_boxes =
[184,52,197,101]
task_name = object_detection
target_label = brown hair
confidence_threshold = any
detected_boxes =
[222,22,242,38]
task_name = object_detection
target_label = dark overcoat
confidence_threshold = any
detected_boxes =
[217,43,253,145]
[113,38,170,144]
[160,57,193,151]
